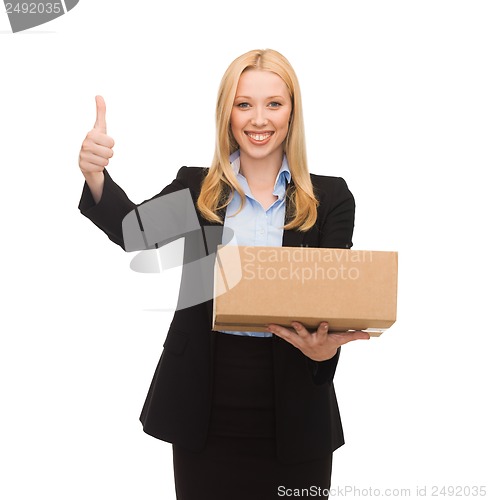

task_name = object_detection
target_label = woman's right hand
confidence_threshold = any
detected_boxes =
[79,96,115,203]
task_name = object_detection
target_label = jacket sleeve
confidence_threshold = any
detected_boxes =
[307,347,341,385]
[78,167,189,250]
[307,176,355,385]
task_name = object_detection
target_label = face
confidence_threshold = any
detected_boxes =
[230,69,292,166]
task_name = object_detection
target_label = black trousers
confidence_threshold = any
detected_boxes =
[173,332,332,500]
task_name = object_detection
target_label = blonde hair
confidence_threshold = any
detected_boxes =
[197,49,318,231]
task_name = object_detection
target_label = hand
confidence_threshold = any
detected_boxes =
[79,95,115,176]
[267,321,370,362]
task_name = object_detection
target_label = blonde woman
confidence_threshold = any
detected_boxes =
[79,49,369,500]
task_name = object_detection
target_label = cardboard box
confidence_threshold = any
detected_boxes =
[212,246,398,337]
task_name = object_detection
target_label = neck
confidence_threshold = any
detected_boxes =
[238,149,283,187]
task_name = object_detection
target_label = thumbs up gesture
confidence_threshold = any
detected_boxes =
[79,96,115,176]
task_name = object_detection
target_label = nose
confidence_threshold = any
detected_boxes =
[251,106,268,127]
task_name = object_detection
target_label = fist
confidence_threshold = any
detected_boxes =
[79,96,115,175]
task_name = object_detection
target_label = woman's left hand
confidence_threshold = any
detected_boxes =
[266,321,370,362]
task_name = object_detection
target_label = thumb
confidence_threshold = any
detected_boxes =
[339,330,371,343]
[94,95,107,133]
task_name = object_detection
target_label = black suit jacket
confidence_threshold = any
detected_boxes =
[78,165,355,463]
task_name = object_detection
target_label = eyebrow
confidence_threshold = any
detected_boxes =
[234,95,286,100]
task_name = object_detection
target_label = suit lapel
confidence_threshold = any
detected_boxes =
[203,207,226,368]
[202,207,226,329]
[282,178,306,248]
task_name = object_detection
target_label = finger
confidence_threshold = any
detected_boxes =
[85,142,114,159]
[94,95,107,133]
[329,330,371,345]
[86,129,115,148]
[267,324,301,348]
[80,152,110,168]
[347,330,371,341]
[316,322,329,335]
[291,321,311,338]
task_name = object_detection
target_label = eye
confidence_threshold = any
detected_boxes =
[268,101,282,108]
[236,102,251,109]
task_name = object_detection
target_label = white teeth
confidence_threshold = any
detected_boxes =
[247,133,271,141]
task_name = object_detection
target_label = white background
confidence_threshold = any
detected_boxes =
[1,1,487,498]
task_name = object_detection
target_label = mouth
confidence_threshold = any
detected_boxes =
[244,131,274,144]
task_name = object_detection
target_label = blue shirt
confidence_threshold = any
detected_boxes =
[220,150,291,337]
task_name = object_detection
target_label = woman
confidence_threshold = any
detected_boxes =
[78,49,369,499]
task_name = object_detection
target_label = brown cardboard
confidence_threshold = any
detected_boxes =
[212,246,398,337]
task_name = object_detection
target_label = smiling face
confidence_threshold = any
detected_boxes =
[230,69,292,168]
